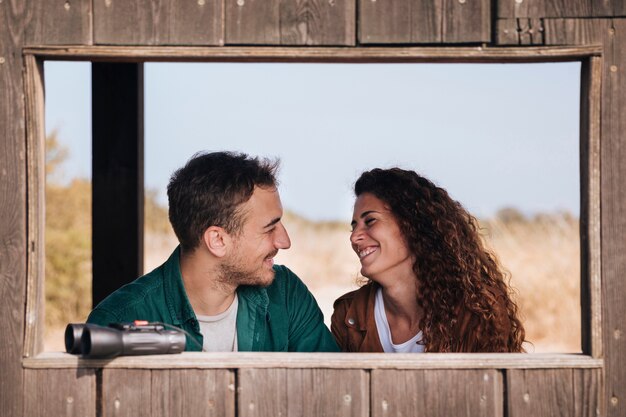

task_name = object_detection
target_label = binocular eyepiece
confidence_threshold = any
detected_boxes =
[65,321,186,358]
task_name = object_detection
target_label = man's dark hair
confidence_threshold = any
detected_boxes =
[167,151,279,252]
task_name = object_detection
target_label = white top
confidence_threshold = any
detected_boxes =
[196,295,239,352]
[374,287,425,353]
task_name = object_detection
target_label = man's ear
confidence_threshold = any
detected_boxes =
[202,226,230,258]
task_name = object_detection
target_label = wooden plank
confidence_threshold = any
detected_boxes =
[24,369,97,417]
[359,0,489,44]
[495,18,544,45]
[24,352,605,369]
[442,0,491,43]
[579,56,602,358]
[25,0,92,45]
[545,19,625,415]
[102,369,151,417]
[496,0,615,18]
[506,369,601,417]
[599,18,626,417]
[544,18,610,45]
[0,1,27,416]
[225,0,356,45]
[359,0,415,43]
[238,368,368,417]
[24,54,45,358]
[23,45,602,62]
[94,0,223,45]
[371,369,503,417]
[92,63,144,307]
[150,370,235,416]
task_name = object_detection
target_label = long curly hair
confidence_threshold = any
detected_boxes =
[355,168,525,352]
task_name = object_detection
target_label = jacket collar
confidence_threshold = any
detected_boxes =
[163,246,197,326]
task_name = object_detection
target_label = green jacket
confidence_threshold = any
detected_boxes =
[87,247,339,352]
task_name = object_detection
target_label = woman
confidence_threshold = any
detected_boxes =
[331,168,525,352]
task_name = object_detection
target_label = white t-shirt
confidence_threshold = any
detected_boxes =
[196,295,238,352]
[374,288,425,353]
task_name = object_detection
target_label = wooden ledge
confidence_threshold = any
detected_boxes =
[23,352,602,370]
[22,45,602,63]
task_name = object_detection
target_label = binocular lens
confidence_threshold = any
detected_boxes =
[65,323,86,354]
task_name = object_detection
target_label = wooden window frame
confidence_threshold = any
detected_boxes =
[22,45,603,371]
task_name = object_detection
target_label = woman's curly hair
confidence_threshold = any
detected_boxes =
[355,168,525,352]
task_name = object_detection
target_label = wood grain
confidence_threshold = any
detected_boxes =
[94,0,223,45]
[371,369,503,417]
[0,1,27,416]
[579,55,602,358]
[495,19,545,45]
[101,369,152,417]
[238,368,368,417]
[23,352,604,369]
[506,368,601,417]
[150,369,235,416]
[24,54,45,358]
[497,0,620,18]
[24,369,97,417]
[544,19,625,416]
[25,0,92,45]
[359,0,489,44]
[225,0,355,45]
[23,45,602,62]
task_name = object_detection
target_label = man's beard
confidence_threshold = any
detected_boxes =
[218,251,277,288]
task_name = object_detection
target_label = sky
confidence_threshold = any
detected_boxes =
[44,60,581,221]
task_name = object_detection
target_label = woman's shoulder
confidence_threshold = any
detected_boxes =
[333,282,376,309]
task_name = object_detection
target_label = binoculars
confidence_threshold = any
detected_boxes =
[65,321,186,358]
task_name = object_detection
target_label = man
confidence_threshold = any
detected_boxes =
[87,151,339,352]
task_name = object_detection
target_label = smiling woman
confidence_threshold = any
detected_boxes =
[332,168,525,353]
[44,59,582,353]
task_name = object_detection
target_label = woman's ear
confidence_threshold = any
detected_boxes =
[202,226,230,258]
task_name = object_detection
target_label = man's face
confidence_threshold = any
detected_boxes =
[219,186,291,287]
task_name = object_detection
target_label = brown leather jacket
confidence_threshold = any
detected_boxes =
[331,282,516,352]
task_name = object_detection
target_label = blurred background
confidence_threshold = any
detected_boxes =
[44,61,581,352]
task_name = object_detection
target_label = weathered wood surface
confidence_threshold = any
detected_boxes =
[238,368,368,417]
[495,19,545,45]
[23,352,604,369]
[371,369,503,417]
[0,1,27,416]
[497,0,625,18]
[102,369,234,417]
[359,0,490,44]
[25,0,92,45]
[92,63,145,307]
[23,45,602,62]
[24,369,97,417]
[579,56,602,358]
[151,369,235,416]
[507,368,601,417]
[24,55,45,358]
[225,0,356,45]
[543,18,626,417]
[94,0,223,45]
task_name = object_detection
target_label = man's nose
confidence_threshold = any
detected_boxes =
[275,223,291,250]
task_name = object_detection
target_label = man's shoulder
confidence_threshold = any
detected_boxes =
[87,267,166,324]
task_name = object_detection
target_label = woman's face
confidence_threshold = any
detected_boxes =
[350,192,413,283]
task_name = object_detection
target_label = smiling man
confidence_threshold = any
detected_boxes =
[87,151,339,352]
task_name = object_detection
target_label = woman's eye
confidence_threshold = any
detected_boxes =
[365,218,376,226]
